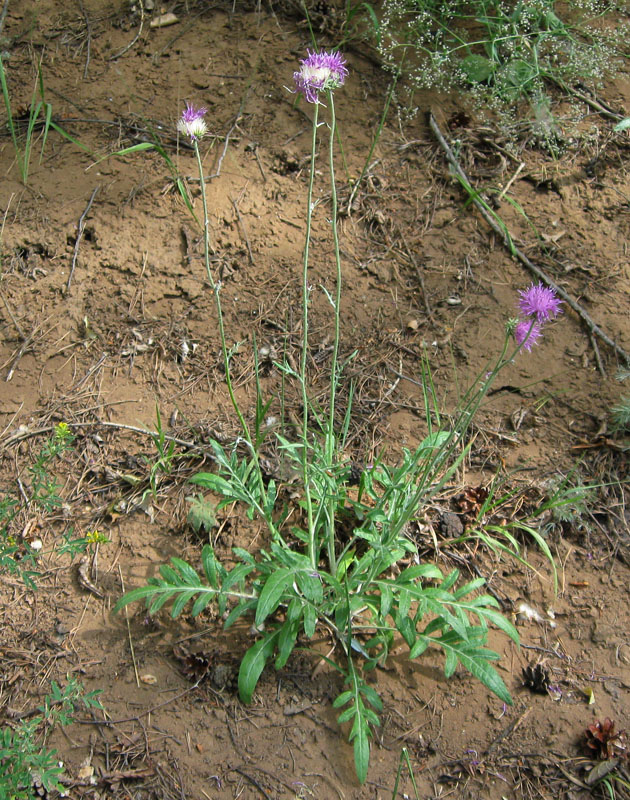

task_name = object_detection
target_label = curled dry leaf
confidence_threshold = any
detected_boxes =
[77,555,103,598]
[585,718,627,760]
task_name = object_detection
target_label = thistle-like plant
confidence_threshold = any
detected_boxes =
[112,53,571,783]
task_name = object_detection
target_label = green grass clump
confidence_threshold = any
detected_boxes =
[0,56,89,185]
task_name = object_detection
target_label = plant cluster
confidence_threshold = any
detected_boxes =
[0,424,108,588]
[375,0,623,122]
[0,678,103,800]
[113,50,568,784]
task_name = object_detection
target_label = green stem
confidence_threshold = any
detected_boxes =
[193,141,266,503]
[387,327,521,545]
[301,103,318,570]
[325,89,342,576]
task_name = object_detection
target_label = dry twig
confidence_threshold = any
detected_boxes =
[76,0,93,79]
[0,0,9,39]
[66,186,99,294]
[109,0,145,60]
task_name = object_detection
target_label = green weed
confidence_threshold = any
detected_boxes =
[452,477,559,591]
[145,403,178,499]
[611,367,630,434]
[0,678,103,800]
[0,423,106,588]
[391,747,420,799]
[376,0,622,123]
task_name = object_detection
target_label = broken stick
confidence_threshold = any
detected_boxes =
[66,186,99,294]
[428,112,630,366]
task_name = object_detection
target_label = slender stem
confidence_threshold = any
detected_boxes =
[325,89,342,576]
[387,328,520,545]
[301,103,318,569]
[193,141,267,503]
[348,69,398,211]
[326,91,342,461]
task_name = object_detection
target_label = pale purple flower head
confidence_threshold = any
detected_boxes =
[293,49,348,103]
[518,282,562,322]
[514,318,543,351]
[177,102,208,141]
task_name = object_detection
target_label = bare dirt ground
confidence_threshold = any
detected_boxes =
[1,1,629,798]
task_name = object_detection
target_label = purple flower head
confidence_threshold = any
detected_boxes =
[177,102,208,141]
[293,49,348,103]
[518,282,562,322]
[514,318,543,351]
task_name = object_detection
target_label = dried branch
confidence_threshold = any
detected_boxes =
[429,112,630,366]
[66,186,99,294]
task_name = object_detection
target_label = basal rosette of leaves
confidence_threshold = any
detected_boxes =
[116,421,521,784]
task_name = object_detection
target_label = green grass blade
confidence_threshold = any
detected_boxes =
[39,101,53,166]
[0,56,22,176]
[49,120,92,152]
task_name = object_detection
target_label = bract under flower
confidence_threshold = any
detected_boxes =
[178,102,208,141]
[293,49,348,103]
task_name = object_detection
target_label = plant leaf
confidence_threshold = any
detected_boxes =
[191,592,213,617]
[461,54,494,83]
[332,690,353,708]
[255,568,293,627]
[440,637,512,705]
[444,647,458,678]
[474,606,520,645]
[238,629,281,703]
[351,709,370,784]
[171,589,198,618]
[201,544,219,587]
[303,603,317,638]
